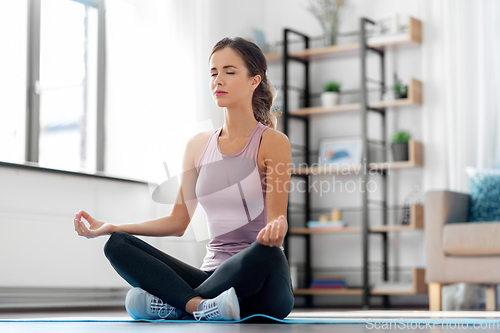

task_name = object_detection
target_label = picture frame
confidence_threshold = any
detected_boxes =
[251,28,268,53]
[318,137,363,167]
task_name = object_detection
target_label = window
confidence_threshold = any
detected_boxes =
[25,0,105,173]
[38,0,98,172]
[0,0,28,163]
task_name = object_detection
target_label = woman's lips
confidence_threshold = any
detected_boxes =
[215,92,228,96]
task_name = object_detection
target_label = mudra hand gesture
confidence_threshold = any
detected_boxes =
[256,215,287,247]
[74,210,115,239]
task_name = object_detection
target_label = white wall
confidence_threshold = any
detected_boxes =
[0,165,211,284]
[0,165,210,307]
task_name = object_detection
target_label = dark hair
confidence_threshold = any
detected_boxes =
[209,37,282,129]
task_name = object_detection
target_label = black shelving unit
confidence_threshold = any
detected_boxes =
[281,17,391,310]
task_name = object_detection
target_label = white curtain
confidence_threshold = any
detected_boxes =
[421,0,500,192]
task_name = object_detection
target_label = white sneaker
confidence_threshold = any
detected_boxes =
[192,287,240,321]
[125,287,180,320]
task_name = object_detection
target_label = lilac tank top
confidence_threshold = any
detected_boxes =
[195,121,284,272]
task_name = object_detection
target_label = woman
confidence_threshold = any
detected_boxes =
[73,37,294,321]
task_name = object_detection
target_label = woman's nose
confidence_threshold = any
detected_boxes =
[213,76,223,86]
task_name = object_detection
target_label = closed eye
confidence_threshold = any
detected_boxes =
[211,72,235,77]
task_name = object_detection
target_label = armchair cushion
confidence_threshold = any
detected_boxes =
[466,167,500,222]
[443,221,500,256]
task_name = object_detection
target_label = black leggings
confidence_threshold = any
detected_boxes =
[103,232,294,319]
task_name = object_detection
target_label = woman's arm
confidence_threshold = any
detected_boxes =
[256,130,292,247]
[112,207,189,237]
[114,161,200,237]
[74,135,200,238]
[75,209,187,238]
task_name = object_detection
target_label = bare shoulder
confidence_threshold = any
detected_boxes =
[190,130,213,145]
[261,127,291,163]
[261,127,290,149]
[189,130,215,169]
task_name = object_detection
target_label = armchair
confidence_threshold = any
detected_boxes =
[425,190,500,311]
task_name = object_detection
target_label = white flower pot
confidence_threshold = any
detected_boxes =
[321,92,340,107]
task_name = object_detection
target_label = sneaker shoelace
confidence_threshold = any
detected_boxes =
[150,296,175,319]
[193,299,221,321]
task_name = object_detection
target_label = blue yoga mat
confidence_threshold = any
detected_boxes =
[2,314,500,326]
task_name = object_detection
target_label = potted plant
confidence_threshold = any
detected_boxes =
[391,130,411,161]
[321,80,341,107]
[394,73,408,99]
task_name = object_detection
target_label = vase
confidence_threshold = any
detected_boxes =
[322,14,340,46]
[324,29,338,46]
[391,142,409,162]
[321,92,340,107]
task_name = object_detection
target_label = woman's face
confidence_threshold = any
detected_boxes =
[209,47,261,109]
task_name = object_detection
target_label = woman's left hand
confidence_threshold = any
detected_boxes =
[256,215,287,247]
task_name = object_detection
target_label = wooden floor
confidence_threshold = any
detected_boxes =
[2,307,500,332]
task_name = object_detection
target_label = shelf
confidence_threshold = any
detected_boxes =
[294,268,427,296]
[265,17,421,63]
[289,204,424,235]
[290,226,361,234]
[371,204,424,232]
[281,16,424,308]
[293,288,363,295]
[371,268,427,295]
[265,53,281,61]
[369,139,423,170]
[291,140,422,175]
[290,78,422,117]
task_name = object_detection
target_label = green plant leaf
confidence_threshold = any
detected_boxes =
[391,130,411,143]
[322,80,341,92]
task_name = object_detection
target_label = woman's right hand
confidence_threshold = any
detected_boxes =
[74,210,115,239]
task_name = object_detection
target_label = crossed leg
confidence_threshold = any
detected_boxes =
[104,232,294,319]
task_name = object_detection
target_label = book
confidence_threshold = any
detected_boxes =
[307,227,347,232]
[314,275,345,281]
[307,221,346,228]
[310,280,346,285]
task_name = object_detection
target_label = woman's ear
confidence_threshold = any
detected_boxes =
[252,75,262,90]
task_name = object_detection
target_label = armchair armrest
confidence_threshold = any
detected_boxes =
[425,190,470,283]
[425,190,470,226]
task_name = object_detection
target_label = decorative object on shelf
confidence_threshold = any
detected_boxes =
[318,137,362,167]
[373,12,401,36]
[382,88,396,102]
[391,130,411,162]
[330,209,342,221]
[307,220,346,229]
[401,183,421,225]
[320,80,341,107]
[319,215,330,222]
[394,73,408,99]
[303,0,349,47]
[250,28,268,53]
[401,202,411,225]
[309,275,347,289]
